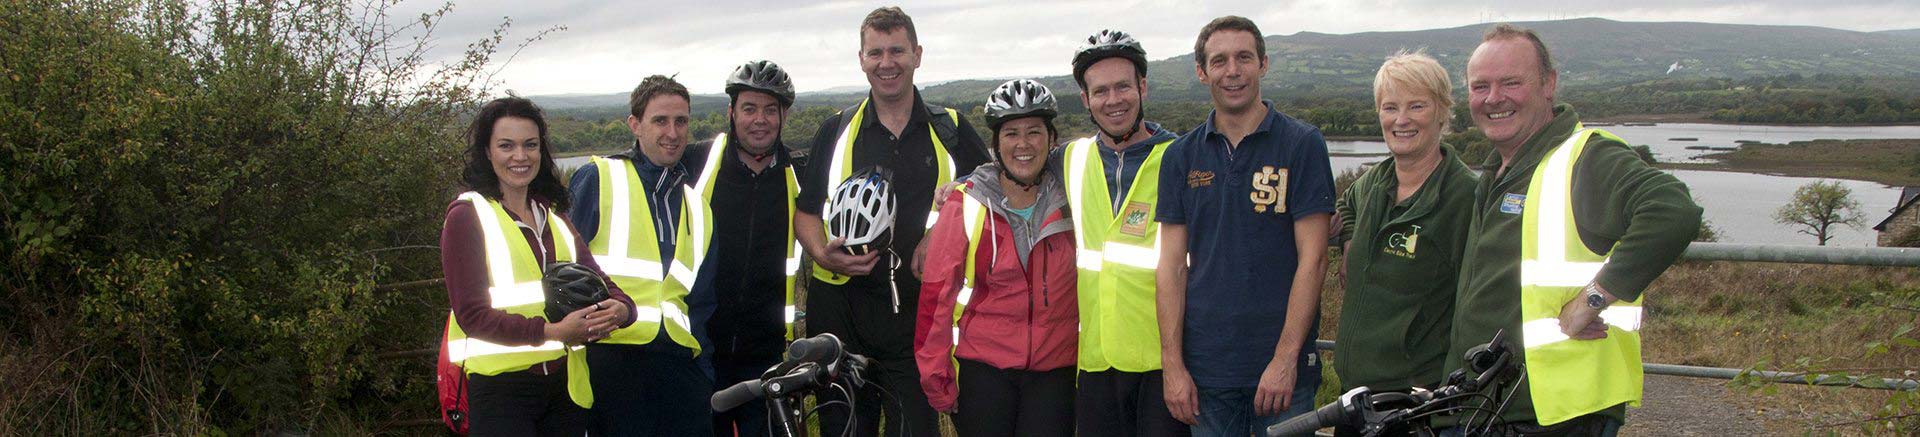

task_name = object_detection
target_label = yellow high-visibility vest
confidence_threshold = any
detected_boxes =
[811,98,960,284]
[1060,136,1173,372]
[587,156,713,354]
[693,134,803,340]
[1519,126,1645,425]
[937,184,993,383]
[443,192,594,407]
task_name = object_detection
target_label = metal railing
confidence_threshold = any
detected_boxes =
[1680,242,1920,267]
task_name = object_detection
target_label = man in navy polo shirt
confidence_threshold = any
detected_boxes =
[1154,15,1335,437]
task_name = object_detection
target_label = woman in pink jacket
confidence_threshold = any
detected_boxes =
[915,79,1078,437]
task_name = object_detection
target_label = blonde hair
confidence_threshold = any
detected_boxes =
[1372,50,1454,131]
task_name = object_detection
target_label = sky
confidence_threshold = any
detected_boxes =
[386,0,1920,96]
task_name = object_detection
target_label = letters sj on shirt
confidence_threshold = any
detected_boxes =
[1251,166,1287,214]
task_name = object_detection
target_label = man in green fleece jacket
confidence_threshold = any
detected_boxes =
[1448,24,1702,436]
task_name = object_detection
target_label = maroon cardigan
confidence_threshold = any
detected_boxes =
[441,196,635,349]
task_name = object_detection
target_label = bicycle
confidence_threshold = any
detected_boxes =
[711,333,912,437]
[1269,330,1524,437]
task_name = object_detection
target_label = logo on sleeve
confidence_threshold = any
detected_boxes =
[1250,166,1288,213]
[1500,193,1526,215]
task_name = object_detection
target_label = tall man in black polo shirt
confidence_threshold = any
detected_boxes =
[793,7,990,437]
[690,60,802,437]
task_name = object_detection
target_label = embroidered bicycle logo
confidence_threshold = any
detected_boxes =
[1384,225,1420,259]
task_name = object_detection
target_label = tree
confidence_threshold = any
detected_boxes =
[1773,180,1865,246]
[1,0,551,433]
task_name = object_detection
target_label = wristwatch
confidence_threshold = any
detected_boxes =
[1583,283,1610,310]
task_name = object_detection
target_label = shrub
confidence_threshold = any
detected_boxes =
[0,0,546,433]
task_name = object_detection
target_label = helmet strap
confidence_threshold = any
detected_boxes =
[1096,108,1147,148]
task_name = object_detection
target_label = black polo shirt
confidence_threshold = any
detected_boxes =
[796,90,990,291]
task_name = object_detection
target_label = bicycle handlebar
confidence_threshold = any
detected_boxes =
[1269,388,1360,436]
[1266,330,1516,437]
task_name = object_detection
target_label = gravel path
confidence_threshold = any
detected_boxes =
[1622,374,1768,436]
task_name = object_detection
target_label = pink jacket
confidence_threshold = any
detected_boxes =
[914,176,1078,413]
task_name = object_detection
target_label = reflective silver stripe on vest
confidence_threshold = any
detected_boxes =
[950,192,987,345]
[459,192,546,308]
[597,156,668,280]
[669,260,698,289]
[786,241,803,274]
[446,338,567,363]
[596,257,665,281]
[1520,129,1638,350]
[1522,306,1644,349]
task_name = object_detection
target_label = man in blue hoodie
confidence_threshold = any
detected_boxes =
[1060,29,1190,437]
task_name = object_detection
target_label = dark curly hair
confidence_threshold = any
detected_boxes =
[461,96,570,212]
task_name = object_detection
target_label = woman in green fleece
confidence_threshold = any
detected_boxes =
[1331,50,1477,418]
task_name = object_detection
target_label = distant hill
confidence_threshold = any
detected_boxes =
[531,93,732,119]
[536,18,1920,116]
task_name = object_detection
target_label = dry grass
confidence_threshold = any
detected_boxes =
[1638,261,1920,434]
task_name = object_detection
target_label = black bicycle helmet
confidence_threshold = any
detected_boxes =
[725,60,796,106]
[984,79,1059,131]
[1071,29,1148,86]
[543,261,610,322]
[826,166,896,256]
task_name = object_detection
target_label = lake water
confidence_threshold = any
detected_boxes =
[567,123,1916,246]
[1329,123,1917,247]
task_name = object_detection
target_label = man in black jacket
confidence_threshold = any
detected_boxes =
[690,60,803,437]
[793,7,991,437]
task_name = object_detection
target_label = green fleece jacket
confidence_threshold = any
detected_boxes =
[1451,104,1703,425]
[1333,145,1476,392]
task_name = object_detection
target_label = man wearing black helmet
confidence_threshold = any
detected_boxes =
[1062,29,1189,437]
[686,60,802,437]
[793,7,990,437]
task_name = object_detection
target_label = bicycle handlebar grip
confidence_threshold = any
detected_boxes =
[710,378,767,413]
[787,334,843,365]
[1266,400,1345,437]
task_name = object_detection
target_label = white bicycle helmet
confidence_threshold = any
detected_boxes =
[826,166,896,255]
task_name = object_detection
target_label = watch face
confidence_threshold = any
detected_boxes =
[1586,291,1607,309]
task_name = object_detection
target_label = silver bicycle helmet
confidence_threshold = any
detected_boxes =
[725,60,796,106]
[826,166,896,255]
[1071,29,1148,87]
[984,79,1058,131]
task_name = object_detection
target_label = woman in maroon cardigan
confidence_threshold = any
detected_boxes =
[441,97,636,436]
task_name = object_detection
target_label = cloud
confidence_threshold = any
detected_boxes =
[384,0,1920,95]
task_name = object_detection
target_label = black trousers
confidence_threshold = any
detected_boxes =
[713,355,781,437]
[586,340,714,436]
[1076,369,1192,437]
[466,367,587,437]
[805,280,938,437]
[950,359,1075,437]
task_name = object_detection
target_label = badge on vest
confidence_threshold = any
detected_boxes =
[1500,193,1526,215]
[1119,201,1152,237]
[1251,166,1288,214]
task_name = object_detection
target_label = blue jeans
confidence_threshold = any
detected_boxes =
[1193,381,1319,437]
